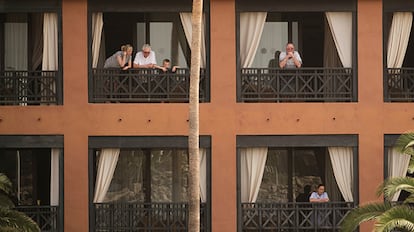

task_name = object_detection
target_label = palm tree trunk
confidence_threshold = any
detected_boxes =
[188,0,203,231]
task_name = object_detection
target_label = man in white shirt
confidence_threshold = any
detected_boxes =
[133,44,157,68]
[279,42,302,69]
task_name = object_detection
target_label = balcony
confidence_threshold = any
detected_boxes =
[16,205,60,232]
[0,70,59,105]
[241,202,355,231]
[239,68,355,102]
[93,202,209,231]
[90,68,209,103]
[385,68,414,102]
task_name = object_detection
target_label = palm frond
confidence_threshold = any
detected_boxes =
[375,205,414,232]
[340,202,392,232]
[378,177,414,200]
[403,194,414,204]
[395,132,414,156]
[0,207,40,232]
[0,174,13,195]
[408,156,414,174]
[0,194,14,209]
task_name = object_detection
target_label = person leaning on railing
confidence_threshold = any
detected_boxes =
[156,59,179,73]
[309,184,330,202]
[133,44,157,69]
[279,42,302,69]
[103,44,133,70]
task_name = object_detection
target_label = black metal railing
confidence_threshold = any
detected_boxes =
[90,68,209,103]
[15,205,60,232]
[385,68,414,102]
[0,70,59,105]
[240,68,354,102]
[94,202,209,231]
[241,202,355,231]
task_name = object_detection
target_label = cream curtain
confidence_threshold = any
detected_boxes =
[240,147,268,203]
[325,12,352,68]
[387,12,412,69]
[50,149,60,206]
[199,148,207,203]
[388,147,410,201]
[93,148,120,203]
[240,12,267,68]
[328,147,354,202]
[42,13,58,70]
[42,13,58,104]
[92,13,103,69]
[179,12,206,68]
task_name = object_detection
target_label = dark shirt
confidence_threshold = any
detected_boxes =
[296,192,311,203]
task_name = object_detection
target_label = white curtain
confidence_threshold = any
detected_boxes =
[388,147,411,201]
[240,147,268,203]
[42,13,58,104]
[199,148,207,203]
[387,12,413,69]
[42,13,58,71]
[92,13,103,69]
[239,12,267,68]
[325,12,352,68]
[50,149,60,206]
[179,12,206,68]
[328,147,354,202]
[93,148,120,203]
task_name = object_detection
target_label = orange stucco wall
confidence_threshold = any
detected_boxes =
[1,0,414,231]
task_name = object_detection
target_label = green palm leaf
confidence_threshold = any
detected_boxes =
[340,202,392,232]
[0,207,40,232]
[0,194,14,209]
[403,194,414,204]
[0,173,13,196]
[395,132,414,174]
[408,156,414,174]
[375,205,414,232]
[377,177,414,200]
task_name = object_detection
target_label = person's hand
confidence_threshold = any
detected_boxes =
[123,51,127,56]
[287,52,294,59]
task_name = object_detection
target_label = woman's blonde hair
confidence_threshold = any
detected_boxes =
[121,44,133,52]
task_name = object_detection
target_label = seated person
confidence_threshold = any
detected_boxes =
[156,59,179,73]
[296,185,312,202]
[268,50,281,69]
[279,42,302,69]
[133,44,157,69]
[103,44,133,70]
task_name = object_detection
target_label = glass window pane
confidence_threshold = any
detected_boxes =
[257,149,289,202]
[252,22,288,68]
[5,22,28,70]
[293,149,323,201]
[150,22,187,67]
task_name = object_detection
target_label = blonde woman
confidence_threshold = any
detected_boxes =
[104,44,133,70]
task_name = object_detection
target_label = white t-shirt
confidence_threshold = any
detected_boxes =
[133,51,157,65]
